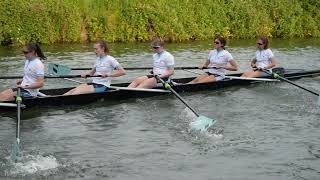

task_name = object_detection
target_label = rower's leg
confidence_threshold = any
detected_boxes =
[241,70,262,78]
[195,75,217,84]
[136,77,157,88]
[0,89,16,101]
[63,84,94,95]
[188,74,209,84]
[128,76,148,88]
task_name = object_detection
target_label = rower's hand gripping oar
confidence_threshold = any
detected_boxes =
[262,69,320,106]
[154,75,216,131]
[10,88,23,162]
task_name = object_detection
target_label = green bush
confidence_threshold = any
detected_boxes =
[0,0,319,46]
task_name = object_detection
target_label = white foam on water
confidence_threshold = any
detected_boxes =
[179,108,224,141]
[180,107,197,120]
[8,154,59,176]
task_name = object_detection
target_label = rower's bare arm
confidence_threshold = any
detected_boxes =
[109,67,126,77]
[251,58,257,68]
[81,68,95,78]
[19,77,44,89]
[225,60,238,71]
[269,57,277,68]
[160,67,174,78]
[16,79,23,85]
[260,57,277,70]
[200,60,210,69]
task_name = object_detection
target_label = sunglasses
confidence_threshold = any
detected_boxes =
[152,46,160,49]
[257,43,263,45]
[214,41,220,44]
[22,50,30,54]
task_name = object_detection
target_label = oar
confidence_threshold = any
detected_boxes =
[224,76,279,82]
[48,63,202,78]
[0,102,26,108]
[263,69,320,105]
[182,69,279,82]
[48,63,210,72]
[0,75,111,79]
[154,75,216,131]
[0,64,212,79]
[10,88,23,162]
[48,64,170,93]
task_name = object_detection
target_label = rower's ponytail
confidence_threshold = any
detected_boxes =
[35,43,46,60]
[26,42,47,60]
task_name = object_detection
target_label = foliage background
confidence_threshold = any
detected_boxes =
[0,0,319,45]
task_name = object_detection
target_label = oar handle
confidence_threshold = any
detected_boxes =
[155,75,200,117]
[263,69,319,96]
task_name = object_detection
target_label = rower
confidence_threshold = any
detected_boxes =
[188,36,238,84]
[241,37,277,78]
[0,43,46,101]
[63,40,125,95]
[128,37,174,89]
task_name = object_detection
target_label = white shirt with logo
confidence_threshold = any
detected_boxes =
[207,49,233,75]
[21,58,44,96]
[92,55,120,86]
[152,51,174,75]
[255,49,274,69]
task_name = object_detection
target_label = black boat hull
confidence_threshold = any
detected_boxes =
[1,69,319,111]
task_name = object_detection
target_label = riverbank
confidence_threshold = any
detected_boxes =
[0,0,319,46]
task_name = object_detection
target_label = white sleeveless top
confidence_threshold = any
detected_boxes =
[92,55,120,86]
[152,51,174,75]
[207,49,233,76]
[255,49,274,69]
[21,58,44,96]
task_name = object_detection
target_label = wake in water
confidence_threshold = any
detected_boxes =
[4,154,59,177]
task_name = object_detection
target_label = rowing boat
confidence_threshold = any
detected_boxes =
[1,68,319,111]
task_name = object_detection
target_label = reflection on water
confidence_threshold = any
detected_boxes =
[0,39,320,179]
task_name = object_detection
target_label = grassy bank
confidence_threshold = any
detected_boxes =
[0,0,319,45]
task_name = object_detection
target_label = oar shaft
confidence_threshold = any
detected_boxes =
[277,75,319,96]
[0,76,22,79]
[264,70,319,96]
[16,88,22,140]
[69,66,207,70]
[45,75,102,78]
[155,76,200,117]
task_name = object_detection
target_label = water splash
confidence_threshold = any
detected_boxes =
[6,154,59,176]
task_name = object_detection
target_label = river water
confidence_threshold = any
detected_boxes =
[0,39,319,179]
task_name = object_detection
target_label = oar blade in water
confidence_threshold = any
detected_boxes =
[10,140,22,162]
[190,115,216,132]
[48,63,71,76]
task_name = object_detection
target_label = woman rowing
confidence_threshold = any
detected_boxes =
[63,40,125,95]
[128,37,174,88]
[188,36,238,84]
[241,37,277,77]
[0,43,46,101]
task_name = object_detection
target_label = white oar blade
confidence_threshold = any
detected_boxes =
[190,115,216,132]
[317,96,320,106]
[10,140,22,162]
